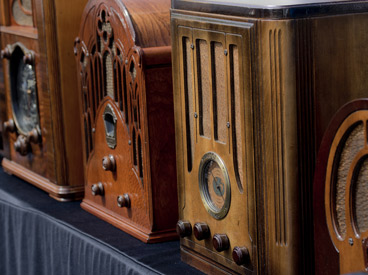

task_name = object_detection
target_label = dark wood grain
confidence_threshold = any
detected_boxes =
[0,0,87,200]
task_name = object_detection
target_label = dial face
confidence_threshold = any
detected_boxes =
[199,152,231,220]
[10,48,39,134]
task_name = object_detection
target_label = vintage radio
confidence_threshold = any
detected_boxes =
[74,0,178,243]
[314,99,368,274]
[171,0,368,274]
[0,0,87,200]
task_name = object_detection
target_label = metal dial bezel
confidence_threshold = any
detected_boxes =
[198,152,231,220]
[7,42,39,136]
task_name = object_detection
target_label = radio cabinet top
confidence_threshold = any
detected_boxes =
[172,0,368,18]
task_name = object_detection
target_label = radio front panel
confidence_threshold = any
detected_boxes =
[173,16,257,273]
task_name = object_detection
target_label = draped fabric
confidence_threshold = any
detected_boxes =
[0,167,201,275]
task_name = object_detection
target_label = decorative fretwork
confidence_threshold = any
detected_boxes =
[74,4,145,183]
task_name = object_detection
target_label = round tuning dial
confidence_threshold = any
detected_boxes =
[117,194,130,208]
[102,154,116,172]
[1,47,11,59]
[23,52,34,65]
[3,119,15,133]
[232,246,250,266]
[27,128,41,144]
[14,135,30,156]
[213,234,230,252]
[193,222,210,241]
[176,220,192,238]
[91,182,104,196]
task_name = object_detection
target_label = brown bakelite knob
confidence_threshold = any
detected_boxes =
[14,135,30,156]
[3,119,15,133]
[27,128,40,144]
[176,220,192,238]
[213,234,230,252]
[117,194,130,208]
[1,48,11,59]
[91,182,104,196]
[102,154,116,172]
[23,52,34,65]
[193,222,210,241]
[232,246,250,266]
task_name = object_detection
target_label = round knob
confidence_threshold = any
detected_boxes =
[232,246,250,266]
[1,48,11,59]
[3,119,15,133]
[14,135,30,156]
[117,194,130,208]
[23,52,34,65]
[213,234,230,252]
[91,182,104,196]
[193,222,210,241]
[27,128,40,144]
[176,220,192,238]
[102,154,116,172]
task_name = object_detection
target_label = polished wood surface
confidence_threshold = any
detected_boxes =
[75,0,178,243]
[0,0,87,200]
[171,2,368,274]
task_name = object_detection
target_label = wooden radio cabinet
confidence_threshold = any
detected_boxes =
[171,0,368,274]
[74,0,178,243]
[0,0,87,200]
[314,99,368,275]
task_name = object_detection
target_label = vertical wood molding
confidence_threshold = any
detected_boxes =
[39,0,67,185]
[269,28,287,247]
[295,18,315,274]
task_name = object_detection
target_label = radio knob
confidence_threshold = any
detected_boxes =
[3,119,15,133]
[14,135,30,156]
[176,220,192,238]
[23,52,34,65]
[27,128,40,144]
[232,246,250,266]
[213,234,230,252]
[91,182,104,196]
[1,48,11,59]
[193,222,210,241]
[117,194,130,208]
[102,154,116,172]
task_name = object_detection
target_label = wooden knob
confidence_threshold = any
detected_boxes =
[27,128,40,144]
[102,154,116,171]
[14,135,30,156]
[176,220,192,238]
[1,48,11,59]
[193,222,210,241]
[232,246,250,266]
[213,234,230,252]
[117,194,130,208]
[3,119,15,133]
[91,182,104,196]
[23,52,34,65]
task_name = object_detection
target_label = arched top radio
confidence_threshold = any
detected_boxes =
[74,0,178,243]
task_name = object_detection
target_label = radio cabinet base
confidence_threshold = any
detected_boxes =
[2,158,84,201]
[81,200,178,243]
[181,245,246,275]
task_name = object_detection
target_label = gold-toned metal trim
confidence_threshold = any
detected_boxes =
[198,152,231,220]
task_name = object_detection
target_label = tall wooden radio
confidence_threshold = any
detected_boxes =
[74,0,178,243]
[171,0,368,273]
[0,0,87,200]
